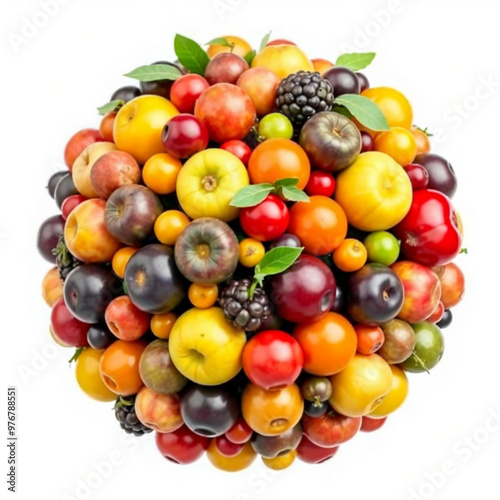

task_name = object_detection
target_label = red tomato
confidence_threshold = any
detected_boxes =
[305,171,336,197]
[61,195,87,220]
[220,140,252,166]
[360,416,387,432]
[155,426,208,464]
[215,435,245,457]
[225,418,253,444]
[170,74,210,114]
[242,330,304,390]
[393,189,462,266]
[296,434,339,464]
[240,194,289,242]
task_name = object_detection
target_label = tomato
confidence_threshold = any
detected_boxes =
[240,194,289,242]
[296,434,339,464]
[155,426,208,465]
[302,412,361,447]
[169,74,210,114]
[214,436,244,457]
[333,238,367,272]
[99,112,117,142]
[50,297,90,347]
[188,283,218,309]
[220,139,252,166]
[154,210,190,246]
[393,189,462,266]
[400,321,444,373]
[150,312,177,339]
[61,194,87,220]
[411,127,431,155]
[75,348,117,402]
[99,339,147,396]
[360,416,387,432]
[142,153,182,195]
[241,383,304,436]
[242,330,304,390]
[206,440,256,472]
[305,171,336,197]
[262,450,297,470]
[225,418,253,444]
[355,324,385,354]
[363,231,400,266]
[374,127,417,166]
[248,138,311,190]
[288,196,347,255]
[293,312,357,376]
[329,353,393,417]
[427,301,445,323]
[111,246,139,279]
[238,238,265,267]
[361,86,413,130]
[369,365,409,418]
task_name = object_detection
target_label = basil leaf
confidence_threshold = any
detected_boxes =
[334,52,375,71]
[124,64,182,82]
[334,94,390,131]
[97,99,124,116]
[174,34,210,75]
[229,183,274,208]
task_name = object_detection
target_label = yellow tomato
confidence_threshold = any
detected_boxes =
[369,364,409,418]
[238,238,266,267]
[374,127,417,166]
[252,44,314,79]
[361,86,413,130]
[329,353,393,417]
[142,153,182,195]
[112,246,139,278]
[113,95,179,164]
[335,152,412,231]
[150,312,176,339]
[207,440,256,472]
[75,348,117,402]
[262,450,297,470]
[188,283,219,309]
[176,149,249,222]
[154,210,190,246]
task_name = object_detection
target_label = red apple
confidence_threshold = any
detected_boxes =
[391,261,441,323]
[237,67,280,116]
[205,53,249,85]
[296,434,339,464]
[439,262,465,308]
[155,426,209,464]
[302,412,361,447]
[105,295,150,341]
[135,386,183,433]
[90,150,141,199]
[64,128,103,171]
[194,83,256,143]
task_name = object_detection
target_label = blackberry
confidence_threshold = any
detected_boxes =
[219,279,271,332]
[114,396,152,437]
[276,71,334,127]
[52,233,82,281]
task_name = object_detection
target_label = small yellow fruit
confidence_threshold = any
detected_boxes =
[238,238,266,267]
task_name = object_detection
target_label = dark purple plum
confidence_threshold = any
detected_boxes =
[124,244,188,314]
[356,72,370,92]
[47,171,67,199]
[269,233,301,249]
[360,131,374,153]
[414,153,457,198]
[111,85,141,103]
[323,67,361,97]
[87,324,116,349]
[54,173,79,209]
[437,309,453,329]
[140,61,187,100]
[251,423,303,458]
[269,254,336,323]
[348,263,404,324]
[180,384,239,438]
[63,264,122,323]
[37,215,64,263]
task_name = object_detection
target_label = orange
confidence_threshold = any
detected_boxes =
[361,86,413,130]
[207,35,253,59]
[112,246,139,278]
[374,127,417,166]
[248,138,310,190]
[154,210,190,246]
[293,312,357,376]
[142,153,182,195]
[288,195,347,255]
[333,238,368,272]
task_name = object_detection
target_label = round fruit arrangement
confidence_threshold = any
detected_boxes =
[37,33,465,471]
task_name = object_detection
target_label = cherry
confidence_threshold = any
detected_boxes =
[403,163,429,190]
[162,114,209,159]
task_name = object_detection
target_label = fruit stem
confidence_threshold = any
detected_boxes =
[68,347,84,365]
[202,174,218,192]
[248,279,259,300]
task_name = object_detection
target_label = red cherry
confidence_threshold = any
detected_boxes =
[220,140,252,166]
[305,171,336,197]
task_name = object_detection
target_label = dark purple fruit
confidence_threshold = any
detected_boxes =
[414,153,457,198]
[437,309,453,329]
[360,131,374,153]
[37,215,64,263]
[87,324,116,349]
[111,86,141,103]
[124,244,188,314]
[54,173,79,209]
[378,319,416,364]
[140,61,187,99]
[356,72,370,92]
[348,263,404,324]
[63,264,122,323]
[180,384,239,438]
[323,67,361,97]
[269,233,301,249]
[47,171,67,199]
[250,423,303,458]
[304,400,328,417]
[301,377,332,403]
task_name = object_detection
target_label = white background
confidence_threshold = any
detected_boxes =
[1,1,499,499]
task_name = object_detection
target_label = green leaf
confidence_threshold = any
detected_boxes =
[206,37,233,47]
[334,52,375,71]
[174,34,210,75]
[274,178,299,188]
[332,105,353,119]
[97,99,124,116]
[254,246,303,281]
[334,94,390,131]
[413,125,434,137]
[259,31,272,52]
[244,50,256,66]
[124,64,182,82]
[230,183,274,208]
[281,186,310,203]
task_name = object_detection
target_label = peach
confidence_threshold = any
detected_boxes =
[237,67,280,116]
[64,128,103,171]
[311,58,334,75]
[439,262,465,309]
[105,295,150,341]
[135,387,183,433]
[41,267,63,307]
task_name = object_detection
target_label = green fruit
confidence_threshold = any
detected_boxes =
[258,113,294,140]
[364,231,400,266]
[400,321,444,373]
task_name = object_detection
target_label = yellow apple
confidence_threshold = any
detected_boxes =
[251,44,314,79]
[113,95,179,164]
[72,141,117,198]
[168,307,246,385]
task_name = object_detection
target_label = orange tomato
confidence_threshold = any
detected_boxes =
[112,246,139,278]
[248,138,311,190]
[154,210,190,246]
[99,112,117,142]
[411,127,432,155]
[241,383,304,436]
[150,312,177,339]
[333,238,367,272]
[75,348,117,402]
[99,339,147,396]
[293,312,357,376]
[374,127,417,166]
[142,153,182,195]
[288,196,347,255]
[361,87,413,130]
[206,440,256,472]
[354,324,385,355]
[188,283,218,309]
